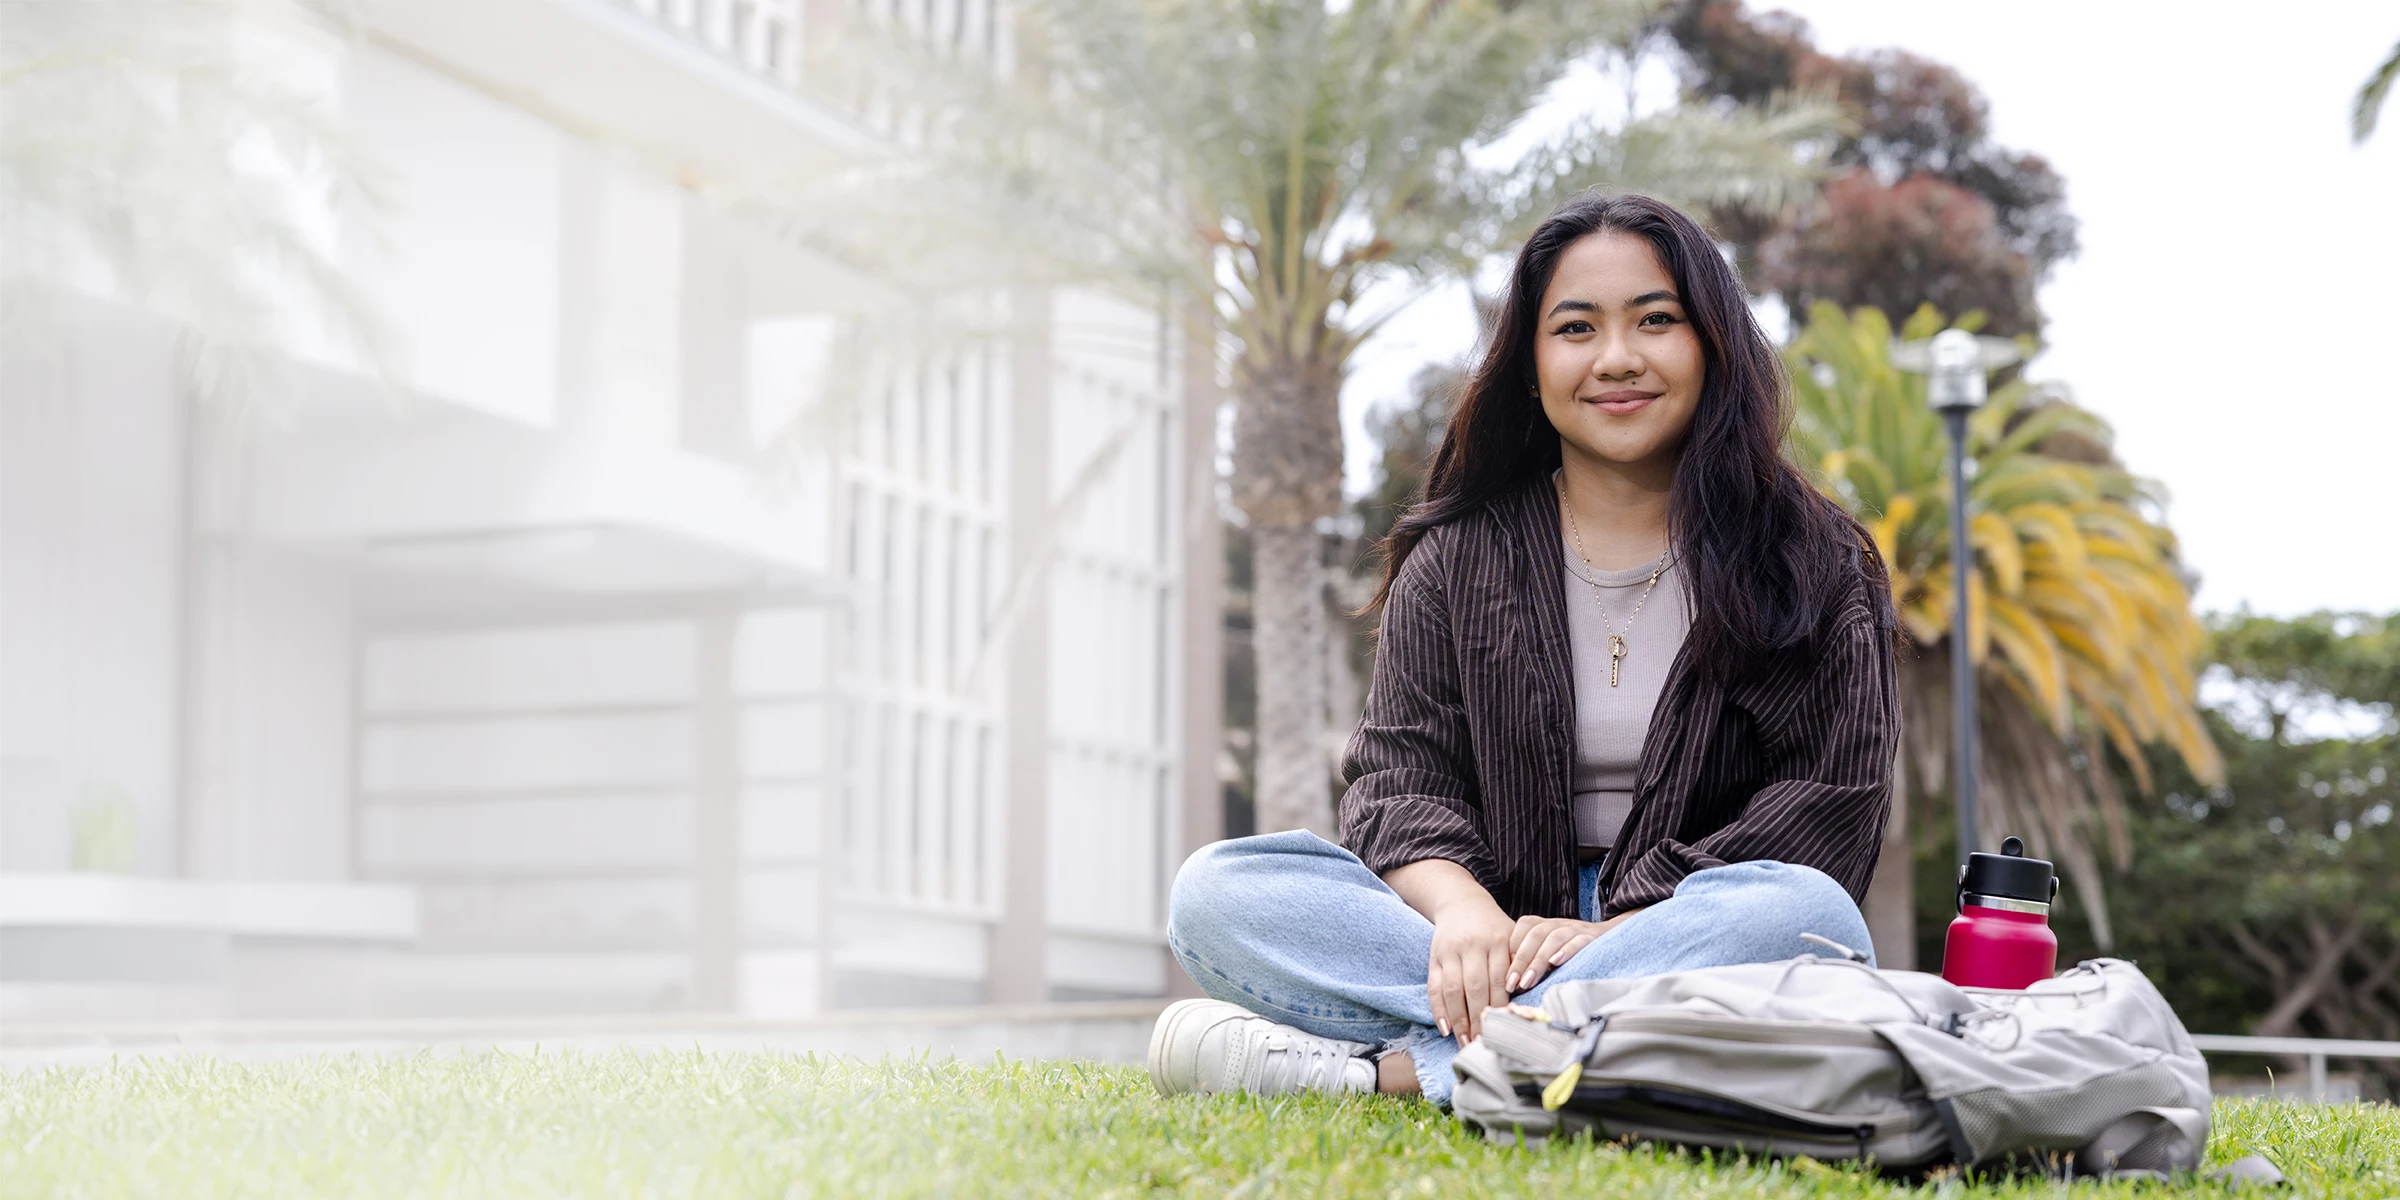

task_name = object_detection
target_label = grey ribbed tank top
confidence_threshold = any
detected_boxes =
[1561,526,1691,858]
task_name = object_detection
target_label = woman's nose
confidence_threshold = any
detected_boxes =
[1592,335,1643,380]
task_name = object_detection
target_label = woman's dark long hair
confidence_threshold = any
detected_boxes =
[1369,191,1885,676]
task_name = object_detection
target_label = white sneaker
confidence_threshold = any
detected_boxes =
[1147,998,1379,1097]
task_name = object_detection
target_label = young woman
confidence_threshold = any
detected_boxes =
[1149,193,1899,1106]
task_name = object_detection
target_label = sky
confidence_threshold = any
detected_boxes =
[1340,1,2400,618]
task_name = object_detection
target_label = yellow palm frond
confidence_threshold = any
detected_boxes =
[1969,511,2025,596]
[1784,303,2223,943]
[2010,502,2085,576]
[1869,493,1917,564]
[1986,596,2069,729]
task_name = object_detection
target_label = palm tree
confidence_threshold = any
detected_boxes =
[795,0,1834,834]
[1786,301,2223,952]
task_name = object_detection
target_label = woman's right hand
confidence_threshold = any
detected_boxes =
[1424,891,1517,1043]
[1381,858,1516,1043]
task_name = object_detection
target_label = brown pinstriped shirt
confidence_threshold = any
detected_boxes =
[1338,477,1899,921]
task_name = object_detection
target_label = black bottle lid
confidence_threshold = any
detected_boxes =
[1958,836,2059,905]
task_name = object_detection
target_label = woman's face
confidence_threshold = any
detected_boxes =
[1532,232,1704,472]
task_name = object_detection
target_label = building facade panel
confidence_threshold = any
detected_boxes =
[359,713,697,795]
[359,795,696,875]
[362,623,698,714]
[343,44,565,427]
[415,877,694,952]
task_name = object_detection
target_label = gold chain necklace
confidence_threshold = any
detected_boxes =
[1559,479,1668,688]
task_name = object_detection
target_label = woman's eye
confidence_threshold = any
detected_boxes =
[1639,311,1680,327]
[1555,320,1594,335]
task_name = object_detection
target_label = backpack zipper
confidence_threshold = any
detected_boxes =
[1515,1081,1884,1146]
[1600,1010,1892,1048]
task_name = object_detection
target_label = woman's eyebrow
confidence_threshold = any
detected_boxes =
[1545,290,1680,318]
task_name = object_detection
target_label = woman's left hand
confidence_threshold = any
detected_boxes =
[1505,907,1648,992]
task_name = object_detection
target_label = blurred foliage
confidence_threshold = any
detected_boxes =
[1356,363,1462,553]
[69,782,137,874]
[0,0,393,404]
[2210,612,2400,722]
[2065,614,2396,1094]
[2357,38,2399,144]
[1666,0,2076,337]
[1760,172,2036,344]
[1787,301,2219,949]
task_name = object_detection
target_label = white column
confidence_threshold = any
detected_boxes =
[690,603,740,1009]
[988,288,1051,1003]
[1171,299,1223,997]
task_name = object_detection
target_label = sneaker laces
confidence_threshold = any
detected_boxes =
[1244,1031,1365,1093]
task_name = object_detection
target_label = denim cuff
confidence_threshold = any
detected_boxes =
[1380,1025,1458,1108]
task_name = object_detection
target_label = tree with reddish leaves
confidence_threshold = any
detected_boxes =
[1668,1,2078,337]
[1767,171,2036,338]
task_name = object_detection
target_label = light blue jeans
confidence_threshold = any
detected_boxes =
[1165,830,1876,1106]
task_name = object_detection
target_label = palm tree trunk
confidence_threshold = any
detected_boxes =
[1229,352,1345,836]
[1249,523,1333,834]
[1863,746,1915,969]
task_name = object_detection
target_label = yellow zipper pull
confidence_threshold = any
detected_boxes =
[1540,1061,1583,1111]
[1540,1016,1607,1112]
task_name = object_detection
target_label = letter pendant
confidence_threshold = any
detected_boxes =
[1608,634,1626,687]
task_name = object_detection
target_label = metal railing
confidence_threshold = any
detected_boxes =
[2189,1034,2400,1102]
[620,0,805,88]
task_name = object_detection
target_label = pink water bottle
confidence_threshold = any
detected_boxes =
[1940,836,2059,989]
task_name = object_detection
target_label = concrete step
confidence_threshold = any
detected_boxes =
[1,999,1171,1070]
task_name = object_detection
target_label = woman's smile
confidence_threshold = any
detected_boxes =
[1586,389,1660,414]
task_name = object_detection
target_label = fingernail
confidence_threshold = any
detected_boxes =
[1506,972,1518,991]
[1438,1019,1449,1036]
[1550,952,1566,965]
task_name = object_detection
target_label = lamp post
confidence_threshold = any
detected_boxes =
[1892,329,2021,865]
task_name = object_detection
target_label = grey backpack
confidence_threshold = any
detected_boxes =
[1452,954,2265,1180]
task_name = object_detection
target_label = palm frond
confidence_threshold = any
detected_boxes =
[2354,37,2400,144]
[763,0,1824,387]
[0,0,395,407]
[1492,92,1838,247]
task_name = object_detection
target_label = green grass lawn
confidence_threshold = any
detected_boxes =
[2,1052,2392,1198]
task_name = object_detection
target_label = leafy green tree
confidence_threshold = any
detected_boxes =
[804,0,1834,834]
[1786,302,2221,954]
[2080,614,2399,1095]
[1667,0,2077,338]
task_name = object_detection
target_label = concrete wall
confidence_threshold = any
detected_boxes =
[343,44,563,428]
[0,299,185,877]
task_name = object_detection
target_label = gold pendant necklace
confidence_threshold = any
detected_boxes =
[1560,479,1667,688]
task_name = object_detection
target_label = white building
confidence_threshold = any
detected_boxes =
[0,0,1223,1021]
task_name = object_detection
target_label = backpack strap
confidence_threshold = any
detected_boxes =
[2074,1106,2211,1179]
[2205,1156,2287,1187]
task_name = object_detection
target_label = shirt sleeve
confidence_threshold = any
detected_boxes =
[1336,542,1498,891]
[1604,612,1898,915]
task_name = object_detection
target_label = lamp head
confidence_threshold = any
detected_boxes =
[1889,330,2027,417]
[1928,330,1985,415]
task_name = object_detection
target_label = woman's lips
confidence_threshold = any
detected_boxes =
[1585,390,1661,415]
